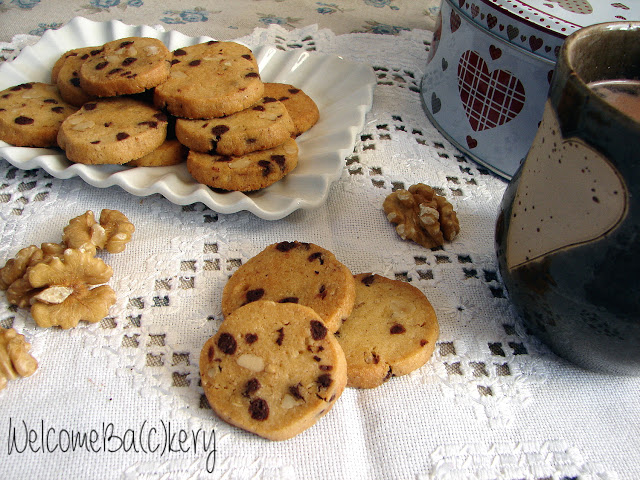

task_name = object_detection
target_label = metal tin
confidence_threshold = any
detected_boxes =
[420,0,639,178]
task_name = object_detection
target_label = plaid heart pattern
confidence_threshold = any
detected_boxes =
[457,50,526,132]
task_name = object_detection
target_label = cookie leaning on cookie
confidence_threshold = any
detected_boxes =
[54,46,101,107]
[336,273,439,389]
[200,300,347,441]
[263,82,320,137]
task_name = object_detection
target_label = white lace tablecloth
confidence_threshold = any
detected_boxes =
[1,22,639,480]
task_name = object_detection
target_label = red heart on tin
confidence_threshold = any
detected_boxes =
[457,50,526,132]
[529,35,543,51]
[466,135,478,148]
[489,45,502,60]
[450,10,461,32]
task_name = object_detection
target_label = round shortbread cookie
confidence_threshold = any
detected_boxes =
[57,98,168,165]
[187,137,298,192]
[79,37,170,97]
[0,82,78,147]
[175,96,295,155]
[127,138,187,167]
[336,273,439,389]
[56,46,100,107]
[221,241,356,332]
[200,300,347,441]
[263,83,319,136]
[51,46,104,83]
[154,41,264,119]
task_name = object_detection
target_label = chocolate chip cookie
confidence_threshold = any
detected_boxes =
[154,41,264,119]
[0,82,77,147]
[263,83,319,136]
[336,273,439,388]
[186,137,298,192]
[221,241,356,332]
[175,96,295,155]
[79,37,171,97]
[200,300,347,441]
[57,97,168,164]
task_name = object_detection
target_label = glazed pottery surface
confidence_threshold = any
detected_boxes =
[495,22,640,374]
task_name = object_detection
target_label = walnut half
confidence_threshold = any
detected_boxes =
[28,248,116,329]
[0,327,38,391]
[1,244,66,308]
[383,183,460,249]
[62,209,135,254]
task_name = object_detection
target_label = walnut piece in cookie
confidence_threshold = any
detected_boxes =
[383,183,460,249]
[63,209,135,254]
[27,248,116,329]
[0,327,38,391]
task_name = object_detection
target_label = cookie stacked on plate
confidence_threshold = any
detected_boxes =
[0,37,320,192]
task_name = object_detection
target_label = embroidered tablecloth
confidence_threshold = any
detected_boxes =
[1,4,639,480]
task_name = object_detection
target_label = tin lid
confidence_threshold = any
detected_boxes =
[453,0,639,61]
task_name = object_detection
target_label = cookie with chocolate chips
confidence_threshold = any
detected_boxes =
[51,46,102,84]
[154,40,264,119]
[0,82,77,147]
[79,37,170,97]
[221,241,356,332]
[55,46,101,107]
[263,83,319,136]
[186,137,298,192]
[127,138,187,167]
[336,273,439,389]
[175,96,295,156]
[200,300,347,441]
[57,97,168,164]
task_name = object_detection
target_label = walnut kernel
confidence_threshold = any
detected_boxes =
[0,245,43,290]
[100,209,135,254]
[0,327,38,391]
[62,209,134,254]
[383,183,460,249]
[28,248,116,329]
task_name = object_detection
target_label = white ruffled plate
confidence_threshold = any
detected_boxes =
[0,17,375,220]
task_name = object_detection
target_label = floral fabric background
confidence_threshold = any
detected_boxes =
[0,0,441,46]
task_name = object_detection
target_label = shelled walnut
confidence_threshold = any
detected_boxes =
[0,327,38,391]
[63,209,135,254]
[0,209,132,331]
[0,245,43,291]
[1,243,68,308]
[28,248,116,329]
[383,183,460,249]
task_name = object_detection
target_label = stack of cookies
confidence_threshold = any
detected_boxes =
[0,37,320,192]
[200,241,439,440]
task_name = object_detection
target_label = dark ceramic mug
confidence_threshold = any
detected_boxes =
[495,22,640,374]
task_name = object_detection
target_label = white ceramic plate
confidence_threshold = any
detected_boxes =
[0,17,375,220]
